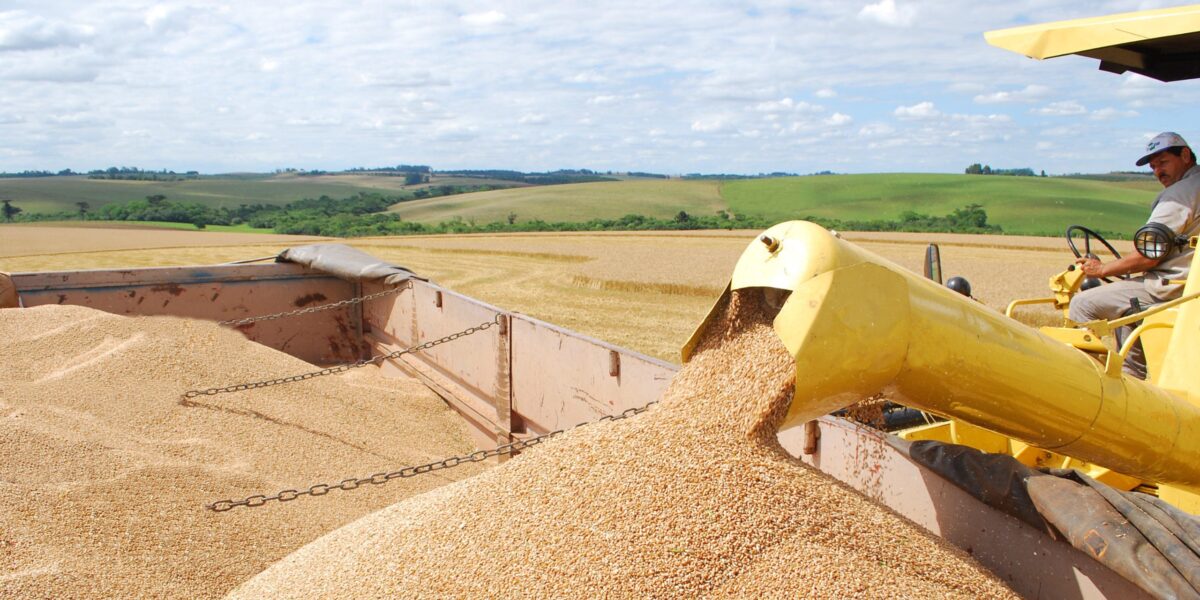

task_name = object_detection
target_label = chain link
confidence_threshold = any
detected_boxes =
[182,314,502,399]
[206,403,657,512]
[218,280,413,327]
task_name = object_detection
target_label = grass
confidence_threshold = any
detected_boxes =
[0,174,534,215]
[721,174,1159,237]
[387,179,726,224]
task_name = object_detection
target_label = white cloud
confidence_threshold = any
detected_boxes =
[691,117,730,133]
[0,1,1194,175]
[567,72,607,84]
[0,11,93,51]
[1089,107,1138,120]
[858,0,916,27]
[825,112,853,126]
[1033,100,1087,116]
[894,101,939,119]
[461,10,507,27]
[973,84,1050,104]
[858,123,895,137]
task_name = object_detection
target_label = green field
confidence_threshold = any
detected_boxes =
[0,173,530,215]
[721,174,1160,237]
[387,179,726,224]
[2,172,1164,237]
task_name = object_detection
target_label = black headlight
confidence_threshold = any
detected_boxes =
[1134,222,1178,260]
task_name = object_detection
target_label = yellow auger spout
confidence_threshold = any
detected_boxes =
[684,221,1200,489]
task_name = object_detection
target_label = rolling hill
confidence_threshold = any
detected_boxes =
[2,172,1164,238]
[720,174,1161,237]
[386,173,1160,237]
[387,179,726,224]
[0,173,526,214]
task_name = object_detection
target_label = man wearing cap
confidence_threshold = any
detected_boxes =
[1069,132,1200,379]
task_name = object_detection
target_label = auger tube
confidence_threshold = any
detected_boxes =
[684,221,1200,490]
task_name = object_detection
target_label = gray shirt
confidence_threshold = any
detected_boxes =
[1145,163,1200,299]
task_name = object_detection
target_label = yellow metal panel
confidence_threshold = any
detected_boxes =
[948,421,1011,455]
[984,5,1200,59]
[1141,309,1176,384]
[1038,326,1107,353]
[1157,250,1200,396]
[896,420,952,442]
[1159,485,1200,514]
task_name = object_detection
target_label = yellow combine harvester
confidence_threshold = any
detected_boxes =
[677,10,1200,595]
[687,2,1200,513]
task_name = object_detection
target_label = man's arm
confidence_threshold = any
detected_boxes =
[1076,253,1161,278]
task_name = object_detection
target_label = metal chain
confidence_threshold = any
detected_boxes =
[182,314,501,399]
[218,280,414,327]
[207,403,657,512]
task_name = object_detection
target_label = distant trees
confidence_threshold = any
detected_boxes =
[1,199,20,222]
[0,169,75,178]
[87,167,198,181]
[966,164,1037,177]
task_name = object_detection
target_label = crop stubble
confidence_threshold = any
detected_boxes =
[1,226,1081,361]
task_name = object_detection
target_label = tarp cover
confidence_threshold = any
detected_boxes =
[276,244,422,286]
[889,437,1200,600]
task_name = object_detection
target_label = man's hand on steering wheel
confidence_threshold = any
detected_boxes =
[1075,255,1109,279]
[1066,225,1129,283]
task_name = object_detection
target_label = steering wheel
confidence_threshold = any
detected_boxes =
[1066,225,1127,282]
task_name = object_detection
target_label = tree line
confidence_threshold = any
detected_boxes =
[964,164,1045,177]
[1,192,1002,237]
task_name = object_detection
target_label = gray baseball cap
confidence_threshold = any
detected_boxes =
[1137,132,1190,166]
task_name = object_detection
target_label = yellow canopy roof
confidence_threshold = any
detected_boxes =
[985,5,1200,81]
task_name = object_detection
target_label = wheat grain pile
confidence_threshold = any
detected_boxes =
[230,291,1016,599]
[0,304,483,599]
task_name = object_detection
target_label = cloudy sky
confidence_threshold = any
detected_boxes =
[1,1,1197,175]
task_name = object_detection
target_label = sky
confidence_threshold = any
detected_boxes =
[1,1,1197,175]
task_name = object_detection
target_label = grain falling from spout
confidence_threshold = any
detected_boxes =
[231,290,1017,599]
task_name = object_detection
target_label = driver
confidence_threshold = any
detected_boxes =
[1070,132,1200,379]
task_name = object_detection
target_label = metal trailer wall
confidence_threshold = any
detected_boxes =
[9,263,365,366]
[359,278,677,450]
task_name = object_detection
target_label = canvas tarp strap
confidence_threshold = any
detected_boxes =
[276,244,424,286]
[888,437,1200,600]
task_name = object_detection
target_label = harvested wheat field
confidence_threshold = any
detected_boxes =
[0,305,484,599]
[1,224,1086,360]
[230,291,1016,599]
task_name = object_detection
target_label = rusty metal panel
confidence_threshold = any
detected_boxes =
[10,263,363,365]
[510,315,677,435]
[779,418,1147,600]
[360,280,417,347]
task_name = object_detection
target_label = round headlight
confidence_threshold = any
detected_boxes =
[1134,222,1176,260]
